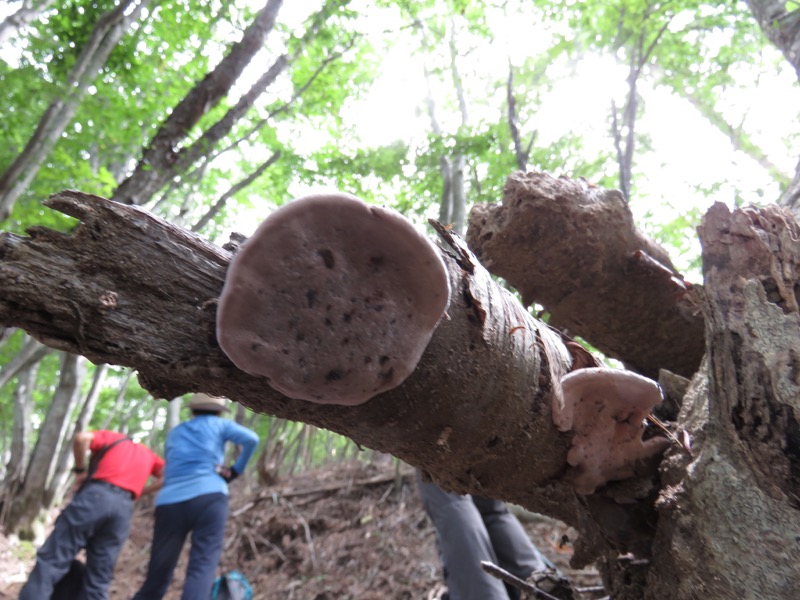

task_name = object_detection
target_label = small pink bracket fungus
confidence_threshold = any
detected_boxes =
[557,367,671,495]
[216,192,451,406]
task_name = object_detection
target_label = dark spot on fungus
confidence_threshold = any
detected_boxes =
[318,249,335,269]
[306,289,317,308]
[342,312,352,323]
[324,318,333,327]
[378,368,394,382]
[379,356,389,365]
[370,255,385,269]
[326,369,343,381]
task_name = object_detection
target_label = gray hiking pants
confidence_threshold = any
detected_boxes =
[417,472,552,600]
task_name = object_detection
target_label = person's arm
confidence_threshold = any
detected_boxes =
[141,472,164,497]
[72,431,95,489]
[225,423,260,479]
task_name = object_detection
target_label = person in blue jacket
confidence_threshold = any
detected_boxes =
[132,393,259,600]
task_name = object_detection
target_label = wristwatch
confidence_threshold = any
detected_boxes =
[72,467,87,473]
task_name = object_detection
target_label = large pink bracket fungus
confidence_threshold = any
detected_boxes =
[216,192,451,406]
[557,367,671,494]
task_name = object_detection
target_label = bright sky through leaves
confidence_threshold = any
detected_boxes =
[2,0,799,274]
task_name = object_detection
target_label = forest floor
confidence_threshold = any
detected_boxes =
[0,459,604,599]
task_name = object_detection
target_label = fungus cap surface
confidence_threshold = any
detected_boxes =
[216,192,451,405]
[559,367,671,494]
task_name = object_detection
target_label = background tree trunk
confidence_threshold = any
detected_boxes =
[0,0,150,220]
[5,352,86,537]
[0,0,55,45]
[0,361,36,528]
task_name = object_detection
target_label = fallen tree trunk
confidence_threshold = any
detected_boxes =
[0,191,590,520]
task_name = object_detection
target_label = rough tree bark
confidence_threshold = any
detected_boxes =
[647,204,800,598]
[467,172,704,380]
[467,173,800,596]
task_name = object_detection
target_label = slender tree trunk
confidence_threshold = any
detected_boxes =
[45,357,90,506]
[74,364,108,434]
[506,65,532,172]
[0,0,151,220]
[0,0,55,46]
[745,0,800,78]
[112,0,285,206]
[100,369,135,430]
[167,396,182,431]
[450,154,466,234]
[1,362,37,526]
[6,353,85,537]
[447,18,468,235]
[45,363,108,505]
[0,333,50,389]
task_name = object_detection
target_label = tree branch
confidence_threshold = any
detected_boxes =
[467,172,704,379]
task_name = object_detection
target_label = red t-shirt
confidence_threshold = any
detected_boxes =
[90,431,165,499]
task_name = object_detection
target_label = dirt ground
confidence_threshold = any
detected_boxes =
[0,460,604,599]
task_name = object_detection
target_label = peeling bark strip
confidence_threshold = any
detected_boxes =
[466,171,705,379]
[0,190,580,510]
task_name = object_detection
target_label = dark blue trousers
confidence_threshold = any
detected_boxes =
[19,480,134,600]
[132,492,228,600]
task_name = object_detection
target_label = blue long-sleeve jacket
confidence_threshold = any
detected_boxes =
[155,414,259,506]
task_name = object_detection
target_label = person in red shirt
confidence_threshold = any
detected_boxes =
[19,430,165,600]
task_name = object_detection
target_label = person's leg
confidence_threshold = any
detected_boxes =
[180,492,228,600]
[417,474,510,600]
[472,496,554,578]
[83,486,134,600]
[132,502,191,600]
[19,488,97,600]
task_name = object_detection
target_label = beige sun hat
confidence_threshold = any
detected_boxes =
[187,393,230,413]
